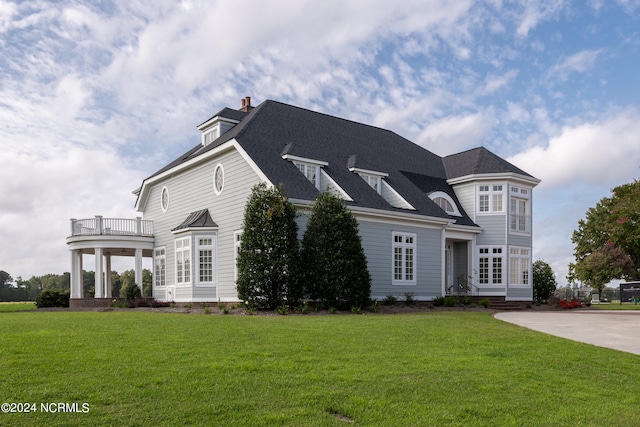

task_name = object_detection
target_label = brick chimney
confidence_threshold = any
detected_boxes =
[239,96,253,112]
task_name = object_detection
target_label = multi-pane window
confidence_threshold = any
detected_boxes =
[478,184,504,213]
[492,248,503,284]
[434,197,454,213]
[359,173,381,193]
[293,161,318,188]
[509,247,530,286]
[392,232,416,284]
[479,248,489,284]
[197,237,215,284]
[203,127,219,146]
[175,237,191,284]
[154,247,166,287]
[510,197,529,233]
[478,247,503,285]
[234,231,243,282]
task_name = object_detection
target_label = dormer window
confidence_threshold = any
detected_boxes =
[282,154,328,190]
[359,174,382,193]
[348,167,388,195]
[202,126,219,146]
[428,191,462,216]
[294,161,319,188]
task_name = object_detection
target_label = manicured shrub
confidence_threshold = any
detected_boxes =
[404,292,415,306]
[236,183,301,309]
[478,298,491,308]
[36,289,70,308]
[382,295,398,305]
[444,296,457,307]
[432,296,446,307]
[558,299,582,309]
[301,191,371,310]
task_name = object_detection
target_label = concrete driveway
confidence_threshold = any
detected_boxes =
[494,310,640,355]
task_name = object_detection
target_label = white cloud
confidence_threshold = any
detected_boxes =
[0,0,17,34]
[508,108,640,189]
[476,69,519,96]
[548,49,603,81]
[516,0,566,37]
[415,108,497,156]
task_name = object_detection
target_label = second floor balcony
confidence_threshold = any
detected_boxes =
[69,216,153,237]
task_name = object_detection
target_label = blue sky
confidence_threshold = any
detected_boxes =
[1,0,639,285]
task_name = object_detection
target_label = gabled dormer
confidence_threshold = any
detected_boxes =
[197,97,252,147]
[348,155,415,210]
[281,143,353,201]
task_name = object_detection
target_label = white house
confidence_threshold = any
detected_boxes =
[67,97,540,305]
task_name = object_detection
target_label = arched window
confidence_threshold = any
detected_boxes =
[428,191,461,216]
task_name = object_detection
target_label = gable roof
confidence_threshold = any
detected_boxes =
[141,100,538,226]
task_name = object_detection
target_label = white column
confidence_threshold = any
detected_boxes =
[70,250,82,299]
[105,252,112,298]
[95,248,104,298]
[135,248,143,295]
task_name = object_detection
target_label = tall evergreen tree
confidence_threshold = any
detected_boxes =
[532,260,557,303]
[301,191,371,309]
[236,183,300,309]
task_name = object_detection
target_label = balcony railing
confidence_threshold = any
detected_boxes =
[70,216,153,237]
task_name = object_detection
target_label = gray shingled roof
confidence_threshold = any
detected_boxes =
[443,147,534,179]
[146,100,536,226]
[171,209,218,231]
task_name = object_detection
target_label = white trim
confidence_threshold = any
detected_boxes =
[392,231,417,285]
[477,246,505,287]
[281,154,328,167]
[195,235,217,286]
[172,226,218,235]
[153,246,166,287]
[290,198,453,228]
[508,246,531,287]
[197,116,240,131]
[175,236,192,285]
[428,191,462,216]
[233,230,243,283]
[380,180,415,210]
[135,139,272,212]
[447,172,540,187]
[320,169,353,201]
[348,167,389,178]
[213,163,224,195]
[160,186,169,213]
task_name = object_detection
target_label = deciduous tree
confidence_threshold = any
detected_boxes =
[571,179,640,290]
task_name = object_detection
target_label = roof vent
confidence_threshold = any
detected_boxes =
[239,96,253,112]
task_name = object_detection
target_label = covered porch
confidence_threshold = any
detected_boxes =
[66,216,154,305]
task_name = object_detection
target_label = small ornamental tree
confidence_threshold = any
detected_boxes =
[236,183,300,309]
[532,259,557,303]
[301,191,371,309]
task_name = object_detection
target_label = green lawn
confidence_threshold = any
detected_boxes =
[1,311,638,426]
[591,302,640,310]
[0,302,36,312]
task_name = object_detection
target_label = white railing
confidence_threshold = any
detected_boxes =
[70,216,153,237]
